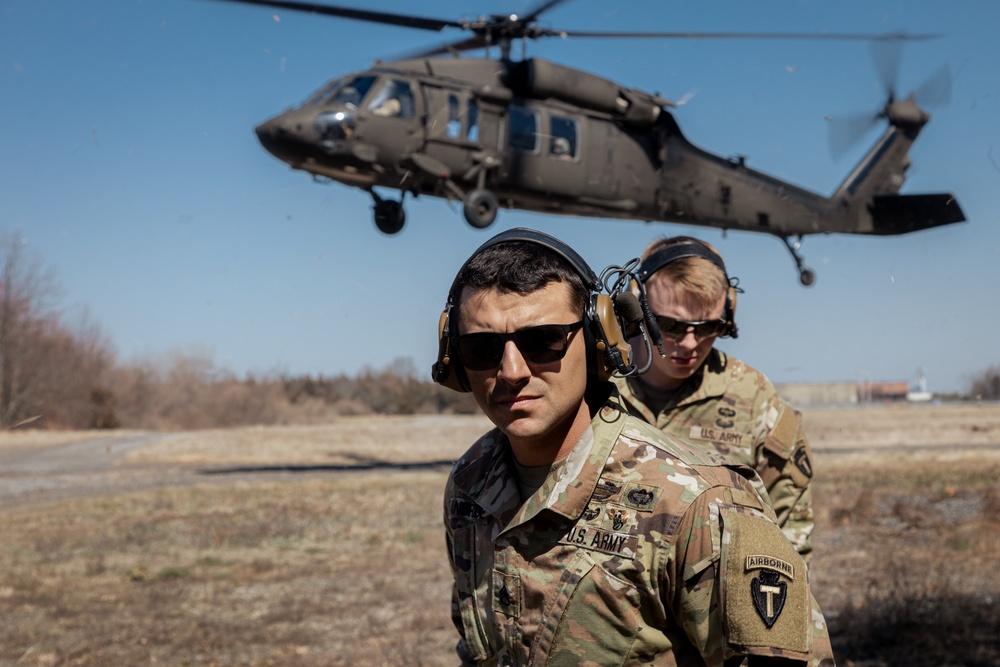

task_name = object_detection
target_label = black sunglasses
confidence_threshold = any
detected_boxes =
[456,321,584,371]
[654,315,729,340]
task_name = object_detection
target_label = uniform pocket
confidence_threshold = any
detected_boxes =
[543,552,641,666]
[453,523,496,662]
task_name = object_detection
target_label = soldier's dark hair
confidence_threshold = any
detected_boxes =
[454,240,588,321]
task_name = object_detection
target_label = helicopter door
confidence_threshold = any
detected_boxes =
[501,105,585,198]
[360,77,422,165]
[422,88,486,184]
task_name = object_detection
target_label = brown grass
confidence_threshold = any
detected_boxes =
[2,405,999,666]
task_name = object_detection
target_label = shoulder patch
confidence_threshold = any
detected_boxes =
[762,407,800,460]
[792,443,814,483]
[720,508,811,655]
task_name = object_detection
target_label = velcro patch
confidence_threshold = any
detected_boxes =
[492,570,520,618]
[762,407,800,460]
[721,509,810,655]
[621,483,660,511]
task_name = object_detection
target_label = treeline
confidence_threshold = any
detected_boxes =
[0,231,476,431]
[5,230,1000,431]
[970,365,1000,402]
[106,353,479,431]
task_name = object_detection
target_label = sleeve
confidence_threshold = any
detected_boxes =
[757,396,816,562]
[669,487,826,666]
[443,479,478,666]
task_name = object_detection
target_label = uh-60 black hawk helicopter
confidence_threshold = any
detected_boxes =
[214,0,965,285]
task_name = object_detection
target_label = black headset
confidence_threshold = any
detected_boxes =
[636,240,740,339]
[432,228,633,393]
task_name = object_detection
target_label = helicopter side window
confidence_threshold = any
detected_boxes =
[447,94,462,138]
[508,105,538,152]
[369,79,415,118]
[467,100,479,142]
[330,75,377,109]
[549,115,578,160]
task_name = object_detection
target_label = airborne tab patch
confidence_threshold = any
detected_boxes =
[746,555,795,580]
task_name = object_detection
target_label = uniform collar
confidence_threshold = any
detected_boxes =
[619,348,730,415]
[451,388,630,531]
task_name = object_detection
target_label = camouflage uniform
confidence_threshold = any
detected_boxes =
[614,349,815,560]
[444,388,833,666]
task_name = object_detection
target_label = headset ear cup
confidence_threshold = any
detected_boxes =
[726,284,738,338]
[432,308,469,392]
[592,293,632,381]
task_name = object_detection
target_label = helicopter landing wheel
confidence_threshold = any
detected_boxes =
[463,189,499,229]
[373,199,405,235]
[781,235,816,287]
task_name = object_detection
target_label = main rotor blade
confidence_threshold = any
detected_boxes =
[393,36,491,60]
[520,0,572,24]
[208,0,464,32]
[554,29,942,41]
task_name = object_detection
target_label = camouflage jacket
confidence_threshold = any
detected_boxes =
[614,349,815,559]
[443,389,834,666]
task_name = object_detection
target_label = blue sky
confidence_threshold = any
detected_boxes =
[2,0,998,393]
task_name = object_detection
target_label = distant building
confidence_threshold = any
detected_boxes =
[776,382,859,407]
[862,381,910,402]
[777,378,933,406]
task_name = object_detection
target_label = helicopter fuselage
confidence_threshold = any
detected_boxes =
[253,56,963,284]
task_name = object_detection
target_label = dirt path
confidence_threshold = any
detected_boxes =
[0,433,199,509]
[3,406,999,510]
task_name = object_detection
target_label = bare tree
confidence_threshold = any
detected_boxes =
[0,231,117,428]
[0,231,60,427]
[969,365,1000,401]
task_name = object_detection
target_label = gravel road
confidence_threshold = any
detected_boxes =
[0,433,200,509]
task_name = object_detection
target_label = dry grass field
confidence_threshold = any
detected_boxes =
[2,405,999,666]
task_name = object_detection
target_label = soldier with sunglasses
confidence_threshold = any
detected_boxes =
[433,229,833,666]
[616,236,816,562]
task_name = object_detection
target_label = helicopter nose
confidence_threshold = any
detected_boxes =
[254,116,290,155]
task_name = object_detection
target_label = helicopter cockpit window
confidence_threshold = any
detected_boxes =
[327,75,377,109]
[549,115,578,160]
[508,105,538,152]
[304,77,345,106]
[369,79,415,118]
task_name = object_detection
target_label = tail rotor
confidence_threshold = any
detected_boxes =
[827,42,952,160]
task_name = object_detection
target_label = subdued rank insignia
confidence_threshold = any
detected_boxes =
[793,446,813,479]
[750,569,788,628]
[497,582,512,607]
